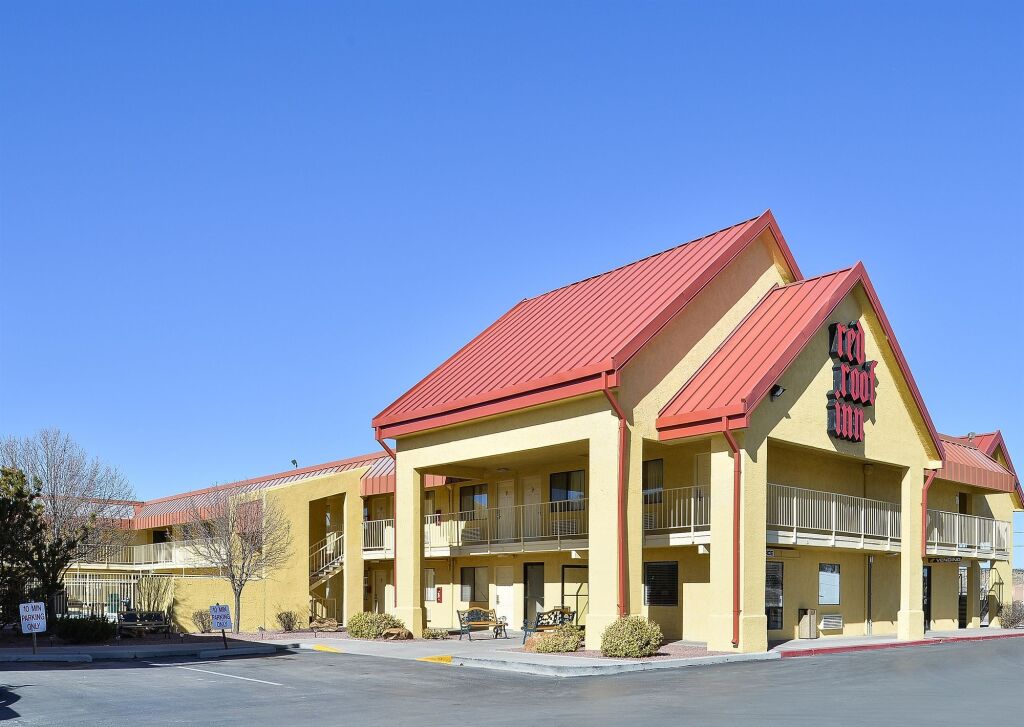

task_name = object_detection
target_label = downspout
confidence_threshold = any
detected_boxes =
[920,469,937,554]
[721,416,741,648]
[375,428,398,608]
[601,373,629,618]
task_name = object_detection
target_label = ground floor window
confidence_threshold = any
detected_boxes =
[461,566,488,602]
[424,568,436,602]
[765,561,783,630]
[819,563,840,605]
[643,561,678,606]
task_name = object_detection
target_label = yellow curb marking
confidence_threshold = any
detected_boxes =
[417,655,453,664]
[312,645,343,653]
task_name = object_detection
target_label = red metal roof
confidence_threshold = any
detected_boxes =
[373,210,802,438]
[953,431,1017,477]
[936,435,1017,494]
[656,263,945,462]
[359,455,448,496]
[132,452,381,530]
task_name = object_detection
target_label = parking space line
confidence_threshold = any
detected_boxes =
[173,665,284,686]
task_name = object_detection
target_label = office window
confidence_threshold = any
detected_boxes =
[550,470,585,511]
[459,484,488,515]
[424,568,436,602]
[765,561,784,630]
[819,563,840,605]
[461,566,488,602]
[642,459,664,504]
[643,561,678,606]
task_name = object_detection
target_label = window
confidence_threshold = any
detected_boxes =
[461,566,488,602]
[642,459,664,504]
[424,568,436,602]
[550,470,585,511]
[643,561,678,606]
[765,561,784,630]
[819,563,840,605]
[459,484,488,516]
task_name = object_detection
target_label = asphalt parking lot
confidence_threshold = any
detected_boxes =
[2,638,1022,726]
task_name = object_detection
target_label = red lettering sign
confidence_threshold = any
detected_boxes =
[827,321,876,443]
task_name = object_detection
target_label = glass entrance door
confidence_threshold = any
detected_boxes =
[923,566,932,631]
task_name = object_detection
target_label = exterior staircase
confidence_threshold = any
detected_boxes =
[309,533,344,589]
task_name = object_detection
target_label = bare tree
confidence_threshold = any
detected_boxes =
[0,428,136,613]
[179,489,292,633]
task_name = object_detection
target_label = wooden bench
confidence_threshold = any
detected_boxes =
[522,607,574,644]
[118,610,171,638]
[456,608,508,641]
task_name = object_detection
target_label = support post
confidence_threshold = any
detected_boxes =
[343,491,365,625]
[394,460,425,636]
[898,465,925,641]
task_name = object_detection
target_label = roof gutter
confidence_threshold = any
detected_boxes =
[721,416,742,648]
[920,468,937,554]
[375,428,398,608]
[601,373,629,618]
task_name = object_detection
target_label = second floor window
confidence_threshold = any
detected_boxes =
[550,470,585,511]
[459,484,488,517]
[642,459,664,504]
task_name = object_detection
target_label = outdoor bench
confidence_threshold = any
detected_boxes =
[522,607,574,644]
[456,608,508,641]
[118,610,171,638]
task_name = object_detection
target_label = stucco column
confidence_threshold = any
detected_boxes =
[342,491,364,625]
[394,458,424,636]
[624,423,645,617]
[708,434,768,653]
[897,465,925,640]
[584,413,625,647]
[966,560,980,629]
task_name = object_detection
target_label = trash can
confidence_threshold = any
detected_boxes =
[798,608,818,639]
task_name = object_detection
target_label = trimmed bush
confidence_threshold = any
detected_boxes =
[422,627,450,640]
[600,615,663,658]
[53,615,117,644]
[192,609,213,633]
[999,601,1024,629]
[276,610,300,632]
[532,624,584,653]
[346,611,406,640]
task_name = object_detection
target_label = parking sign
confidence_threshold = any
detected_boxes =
[19,602,46,634]
[209,604,232,631]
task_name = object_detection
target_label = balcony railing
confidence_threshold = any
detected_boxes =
[309,532,344,580]
[925,509,1011,558]
[424,499,588,553]
[363,518,395,554]
[642,486,710,535]
[767,483,901,549]
[74,539,215,567]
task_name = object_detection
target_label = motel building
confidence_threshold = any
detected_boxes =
[65,211,1020,653]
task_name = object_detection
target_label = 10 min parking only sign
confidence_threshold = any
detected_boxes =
[19,602,46,634]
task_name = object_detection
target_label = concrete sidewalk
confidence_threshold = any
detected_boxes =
[772,627,1024,657]
[0,641,288,664]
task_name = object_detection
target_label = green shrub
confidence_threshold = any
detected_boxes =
[422,627,450,640]
[346,611,406,639]
[600,615,663,658]
[533,624,584,653]
[999,601,1024,629]
[192,609,213,633]
[276,610,300,632]
[53,615,117,644]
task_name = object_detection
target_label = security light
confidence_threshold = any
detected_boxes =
[770,384,786,401]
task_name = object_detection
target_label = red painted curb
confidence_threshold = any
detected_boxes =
[779,630,1024,658]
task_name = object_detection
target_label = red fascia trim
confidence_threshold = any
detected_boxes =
[375,373,617,439]
[921,469,937,553]
[658,415,749,441]
[657,405,748,429]
[601,373,629,619]
[372,361,616,429]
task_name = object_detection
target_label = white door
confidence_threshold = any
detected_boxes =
[522,476,542,539]
[497,480,516,540]
[373,570,389,614]
[494,566,515,626]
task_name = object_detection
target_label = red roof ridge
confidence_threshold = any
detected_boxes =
[139,451,382,507]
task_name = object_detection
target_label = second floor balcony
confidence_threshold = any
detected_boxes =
[424,499,588,556]
[925,509,1011,560]
[767,483,902,551]
[73,539,216,569]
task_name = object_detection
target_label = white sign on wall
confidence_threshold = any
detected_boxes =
[19,602,46,634]
[209,604,232,631]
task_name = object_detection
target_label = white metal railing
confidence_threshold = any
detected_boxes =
[309,531,344,579]
[363,518,395,552]
[74,543,135,565]
[767,483,901,546]
[423,499,588,551]
[642,486,710,533]
[926,509,1011,557]
[74,539,215,567]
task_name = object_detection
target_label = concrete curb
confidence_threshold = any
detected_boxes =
[198,645,280,659]
[779,630,1024,658]
[448,651,781,678]
[0,653,93,664]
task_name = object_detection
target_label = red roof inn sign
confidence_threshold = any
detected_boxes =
[827,321,877,443]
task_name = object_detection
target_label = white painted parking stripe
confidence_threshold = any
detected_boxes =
[173,665,283,686]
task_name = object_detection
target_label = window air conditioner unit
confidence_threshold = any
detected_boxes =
[820,614,844,631]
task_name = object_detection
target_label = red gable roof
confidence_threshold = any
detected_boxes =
[954,431,1017,477]
[936,434,1018,495]
[656,263,945,461]
[359,455,447,496]
[374,210,802,438]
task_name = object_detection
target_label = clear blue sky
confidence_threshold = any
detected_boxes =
[1,2,1021,559]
